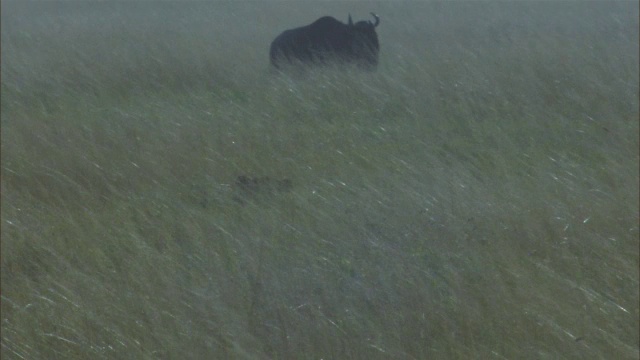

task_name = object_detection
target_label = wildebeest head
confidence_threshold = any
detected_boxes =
[348,12,380,28]
[270,13,380,71]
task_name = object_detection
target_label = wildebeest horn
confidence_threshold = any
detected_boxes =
[370,12,380,27]
[348,14,353,26]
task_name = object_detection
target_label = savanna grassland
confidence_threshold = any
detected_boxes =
[1,1,638,359]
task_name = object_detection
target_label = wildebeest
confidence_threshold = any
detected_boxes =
[269,13,380,71]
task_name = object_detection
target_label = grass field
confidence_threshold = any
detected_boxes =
[1,1,638,359]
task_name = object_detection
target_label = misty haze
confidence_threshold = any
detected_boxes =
[1,1,638,359]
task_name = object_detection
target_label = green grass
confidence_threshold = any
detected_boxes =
[2,1,638,359]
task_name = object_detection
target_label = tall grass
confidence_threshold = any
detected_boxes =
[2,1,638,359]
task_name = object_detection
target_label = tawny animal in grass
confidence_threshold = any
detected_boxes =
[270,13,380,71]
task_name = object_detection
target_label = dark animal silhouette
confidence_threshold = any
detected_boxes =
[269,13,380,71]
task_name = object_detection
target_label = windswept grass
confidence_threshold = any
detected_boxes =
[2,1,638,359]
